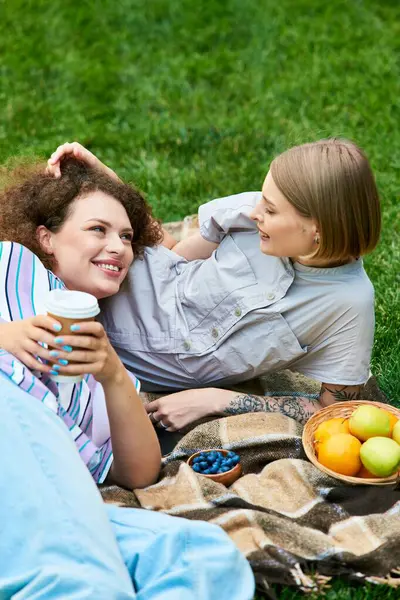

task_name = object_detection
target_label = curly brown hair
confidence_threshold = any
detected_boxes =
[0,157,162,269]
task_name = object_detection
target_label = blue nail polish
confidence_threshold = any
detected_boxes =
[49,350,59,358]
[52,364,61,371]
[54,337,63,344]
[62,345,73,353]
[52,323,62,332]
[59,359,69,366]
[50,370,58,376]
[70,324,80,332]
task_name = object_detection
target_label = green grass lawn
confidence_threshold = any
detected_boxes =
[1,0,399,597]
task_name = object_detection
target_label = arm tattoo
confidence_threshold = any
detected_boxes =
[224,394,319,425]
[320,385,361,401]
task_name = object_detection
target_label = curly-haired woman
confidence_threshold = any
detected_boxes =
[0,157,163,490]
[0,158,254,600]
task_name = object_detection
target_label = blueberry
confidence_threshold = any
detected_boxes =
[192,464,201,472]
[221,465,230,472]
[210,465,219,474]
[199,461,208,469]
[227,451,236,458]
[192,457,202,464]
[203,469,211,474]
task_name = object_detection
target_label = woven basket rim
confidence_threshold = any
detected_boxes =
[302,400,400,485]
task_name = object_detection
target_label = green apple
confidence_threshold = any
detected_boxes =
[393,420,400,445]
[360,437,400,477]
[349,405,390,441]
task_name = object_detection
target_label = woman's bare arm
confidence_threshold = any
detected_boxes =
[172,231,219,260]
[144,383,362,430]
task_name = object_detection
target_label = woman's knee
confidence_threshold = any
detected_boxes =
[107,506,255,599]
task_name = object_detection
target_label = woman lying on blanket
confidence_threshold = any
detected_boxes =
[0,159,254,599]
[0,158,165,489]
[45,140,381,431]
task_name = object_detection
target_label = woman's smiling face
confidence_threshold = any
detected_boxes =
[37,191,134,299]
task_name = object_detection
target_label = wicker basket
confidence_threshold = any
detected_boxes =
[302,400,400,485]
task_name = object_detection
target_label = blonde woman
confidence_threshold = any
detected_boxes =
[47,139,381,429]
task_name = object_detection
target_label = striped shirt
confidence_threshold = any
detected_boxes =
[0,242,140,483]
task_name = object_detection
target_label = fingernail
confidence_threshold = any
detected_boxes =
[52,323,62,332]
[54,337,64,344]
[50,370,59,376]
[49,350,59,358]
[62,345,73,352]
[52,364,61,371]
[70,324,80,332]
[58,359,69,366]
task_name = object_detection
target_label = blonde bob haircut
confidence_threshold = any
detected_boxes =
[270,138,381,262]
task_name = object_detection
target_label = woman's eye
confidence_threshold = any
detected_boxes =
[90,226,106,233]
[265,208,274,215]
[121,233,133,241]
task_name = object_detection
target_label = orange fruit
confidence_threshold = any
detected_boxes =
[379,409,398,436]
[314,418,350,451]
[317,433,362,476]
[357,465,379,479]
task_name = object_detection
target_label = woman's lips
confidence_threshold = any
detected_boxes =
[258,229,270,240]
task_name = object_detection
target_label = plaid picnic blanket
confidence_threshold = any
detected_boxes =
[101,379,400,595]
[100,218,400,596]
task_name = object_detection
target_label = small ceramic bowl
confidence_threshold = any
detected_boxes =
[187,449,242,486]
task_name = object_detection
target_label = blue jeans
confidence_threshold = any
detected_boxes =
[0,376,254,599]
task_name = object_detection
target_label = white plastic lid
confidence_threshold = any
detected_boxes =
[45,290,100,319]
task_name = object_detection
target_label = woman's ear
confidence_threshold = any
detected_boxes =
[36,225,54,256]
[311,221,320,244]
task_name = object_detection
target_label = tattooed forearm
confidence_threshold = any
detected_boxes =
[320,385,361,401]
[223,394,321,425]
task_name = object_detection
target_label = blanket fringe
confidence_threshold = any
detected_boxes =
[289,563,331,594]
[366,567,400,588]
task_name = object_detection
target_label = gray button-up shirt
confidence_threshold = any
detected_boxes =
[100,192,374,392]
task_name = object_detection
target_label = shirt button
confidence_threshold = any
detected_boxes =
[211,327,219,339]
[267,292,276,301]
[234,307,242,317]
[183,340,191,351]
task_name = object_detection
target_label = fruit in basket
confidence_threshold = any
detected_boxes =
[349,405,391,441]
[357,465,379,479]
[380,409,398,435]
[317,433,362,476]
[314,418,350,449]
[392,420,400,445]
[360,437,400,477]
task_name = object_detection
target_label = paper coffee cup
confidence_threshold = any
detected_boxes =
[45,289,100,383]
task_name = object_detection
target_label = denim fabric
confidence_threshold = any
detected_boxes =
[108,505,255,600]
[0,375,254,599]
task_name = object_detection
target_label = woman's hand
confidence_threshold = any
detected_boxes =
[145,388,223,431]
[0,317,123,383]
[49,321,124,383]
[0,316,66,373]
[47,142,120,181]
